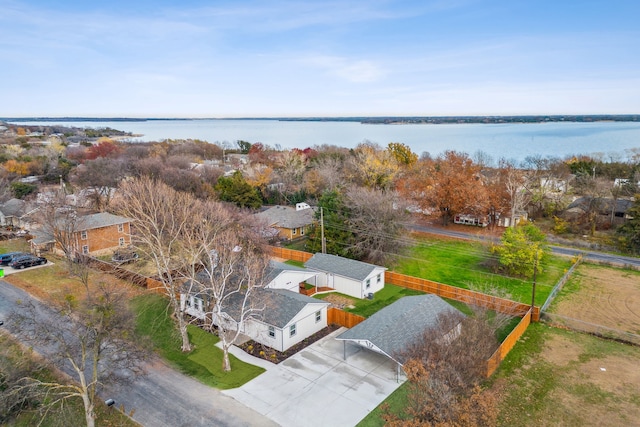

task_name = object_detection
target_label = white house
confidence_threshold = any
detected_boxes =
[264,260,319,293]
[180,262,329,352]
[304,253,386,299]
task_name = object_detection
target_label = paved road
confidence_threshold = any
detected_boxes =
[0,280,277,427]
[408,223,640,269]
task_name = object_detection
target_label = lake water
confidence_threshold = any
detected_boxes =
[9,119,640,163]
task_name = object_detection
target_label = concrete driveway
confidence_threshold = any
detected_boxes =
[223,328,405,427]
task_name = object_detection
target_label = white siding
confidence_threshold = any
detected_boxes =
[281,304,328,351]
[267,270,318,293]
[332,275,363,299]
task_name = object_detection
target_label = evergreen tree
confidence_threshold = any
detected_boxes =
[214,171,262,208]
[617,196,640,255]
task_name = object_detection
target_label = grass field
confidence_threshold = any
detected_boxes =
[393,237,574,305]
[131,293,265,389]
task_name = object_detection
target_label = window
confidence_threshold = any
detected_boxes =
[80,230,87,240]
[118,237,125,247]
[268,326,275,338]
[366,278,371,289]
[118,224,124,232]
[300,227,305,236]
[289,323,297,337]
[292,227,297,235]
[82,245,89,254]
[377,273,382,283]
[315,310,321,323]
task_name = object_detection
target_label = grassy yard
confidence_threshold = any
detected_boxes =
[131,293,265,389]
[393,237,574,305]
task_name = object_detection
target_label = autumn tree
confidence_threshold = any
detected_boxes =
[616,195,640,255]
[12,284,146,427]
[387,142,418,166]
[399,150,488,225]
[345,142,399,191]
[84,139,121,160]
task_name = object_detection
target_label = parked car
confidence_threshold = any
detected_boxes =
[0,252,29,266]
[9,255,47,269]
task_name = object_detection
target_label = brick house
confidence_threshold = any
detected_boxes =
[31,212,132,256]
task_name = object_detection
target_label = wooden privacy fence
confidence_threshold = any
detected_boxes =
[486,308,531,376]
[386,271,539,321]
[328,307,365,328]
[268,246,313,263]
[83,256,166,295]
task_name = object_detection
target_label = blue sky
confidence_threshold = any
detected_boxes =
[1,0,639,117]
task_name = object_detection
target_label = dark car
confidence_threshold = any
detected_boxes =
[0,252,29,266]
[9,255,47,269]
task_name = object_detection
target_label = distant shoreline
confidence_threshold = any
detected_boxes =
[2,114,640,125]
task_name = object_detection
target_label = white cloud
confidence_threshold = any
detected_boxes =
[302,55,386,83]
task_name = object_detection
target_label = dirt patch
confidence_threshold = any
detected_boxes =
[548,264,640,338]
[497,328,640,427]
[321,293,356,309]
[540,333,583,367]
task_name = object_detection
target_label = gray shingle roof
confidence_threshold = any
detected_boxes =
[336,295,464,363]
[304,253,384,281]
[78,212,131,231]
[255,205,316,229]
[260,289,328,328]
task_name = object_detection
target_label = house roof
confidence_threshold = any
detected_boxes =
[78,212,131,231]
[255,205,316,229]
[264,260,308,284]
[0,198,26,217]
[336,295,463,364]
[305,253,385,281]
[567,197,633,214]
[259,289,328,328]
[183,264,327,329]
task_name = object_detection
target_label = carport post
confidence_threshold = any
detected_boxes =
[343,340,346,360]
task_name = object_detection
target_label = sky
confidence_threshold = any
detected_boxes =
[1,0,639,117]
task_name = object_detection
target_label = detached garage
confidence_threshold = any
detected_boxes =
[336,295,464,378]
[304,253,386,299]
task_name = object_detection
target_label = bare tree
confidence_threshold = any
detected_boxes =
[187,207,271,371]
[344,186,408,264]
[12,284,146,427]
[36,192,85,271]
[385,309,500,426]
[117,177,198,352]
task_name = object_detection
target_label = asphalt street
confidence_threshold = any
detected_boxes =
[0,279,277,427]
[408,223,640,269]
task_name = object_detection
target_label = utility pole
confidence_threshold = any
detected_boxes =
[320,207,326,254]
[531,249,538,322]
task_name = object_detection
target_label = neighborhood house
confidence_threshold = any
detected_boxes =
[255,203,316,241]
[31,212,132,256]
[181,261,329,352]
[304,253,386,299]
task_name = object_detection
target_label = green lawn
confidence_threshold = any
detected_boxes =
[393,238,574,305]
[131,293,265,389]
